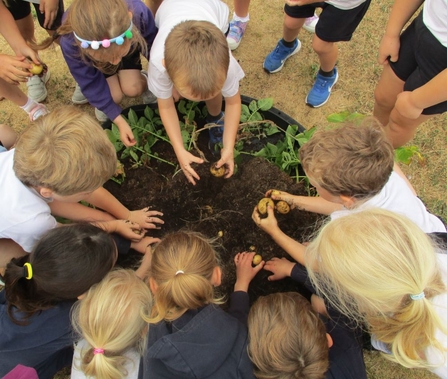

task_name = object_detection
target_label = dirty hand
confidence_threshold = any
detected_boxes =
[131,236,161,254]
[39,0,59,29]
[394,91,423,120]
[266,189,296,208]
[114,220,144,241]
[252,205,278,234]
[378,34,400,65]
[0,54,32,84]
[264,257,295,281]
[177,148,204,185]
[128,207,164,229]
[215,147,234,178]
[118,122,136,147]
[234,252,264,292]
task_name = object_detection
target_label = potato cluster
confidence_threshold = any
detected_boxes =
[257,190,290,215]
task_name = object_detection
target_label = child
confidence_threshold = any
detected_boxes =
[147,0,245,184]
[0,1,48,120]
[305,209,447,377]
[142,231,255,378]
[37,0,157,146]
[0,224,118,377]
[0,124,17,152]
[263,0,370,108]
[374,0,447,148]
[71,269,152,379]
[0,106,163,268]
[230,251,367,379]
[253,119,445,266]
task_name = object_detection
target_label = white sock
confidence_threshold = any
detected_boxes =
[20,98,39,114]
[233,13,249,22]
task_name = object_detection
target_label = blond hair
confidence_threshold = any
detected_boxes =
[71,269,152,379]
[165,20,229,99]
[14,106,116,195]
[248,292,329,379]
[299,118,394,199]
[146,231,224,323]
[34,0,147,74]
[306,209,447,369]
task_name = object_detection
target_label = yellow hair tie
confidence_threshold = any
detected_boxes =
[23,262,33,280]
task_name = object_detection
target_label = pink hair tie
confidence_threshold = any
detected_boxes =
[93,348,104,355]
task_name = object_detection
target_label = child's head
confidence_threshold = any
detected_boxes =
[4,224,117,322]
[13,106,117,197]
[57,0,147,71]
[71,269,152,379]
[164,21,229,100]
[248,292,329,379]
[147,231,223,323]
[306,208,446,368]
[299,118,394,201]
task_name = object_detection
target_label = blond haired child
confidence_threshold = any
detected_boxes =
[35,0,157,146]
[71,269,152,379]
[374,0,447,147]
[0,106,163,268]
[147,0,245,185]
[305,209,447,377]
[142,231,255,378]
[253,118,445,267]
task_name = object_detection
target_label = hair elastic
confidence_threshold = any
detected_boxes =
[74,21,133,50]
[93,348,104,355]
[23,263,33,280]
[410,292,425,301]
[175,270,184,276]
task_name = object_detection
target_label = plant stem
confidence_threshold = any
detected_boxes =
[132,146,176,166]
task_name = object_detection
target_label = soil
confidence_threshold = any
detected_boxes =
[105,137,322,303]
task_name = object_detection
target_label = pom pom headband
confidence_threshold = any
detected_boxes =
[74,21,133,50]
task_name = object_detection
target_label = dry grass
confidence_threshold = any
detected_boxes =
[1,0,444,377]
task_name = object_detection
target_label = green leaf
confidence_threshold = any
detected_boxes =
[395,146,419,165]
[181,130,190,149]
[257,98,274,111]
[111,123,121,139]
[128,109,138,125]
[249,100,258,112]
[346,112,365,122]
[326,111,350,123]
[178,100,187,115]
[143,142,152,153]
[251,111,263,122]
[144,106,154,120]
[265,125,280,136]
[129,149,139,162]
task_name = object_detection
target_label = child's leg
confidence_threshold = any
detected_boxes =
[312,36,337,72]
[205,93,223,118]
[105,75,124,104]
[227,0,251,50]
[118,69,146,98]
[283,14,306,42]
[0,239,26,271]
[0,124,18,150]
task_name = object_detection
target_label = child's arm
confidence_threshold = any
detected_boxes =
[216,91,241,178]
[50,200,116,222]
[263,257,296,281]
[393,163,417,196]
[39,0,60,29]
[269,189,343,215]
[0,124,17,150]
[378,0,424,64]
[252,205,307,265]
[158,97,204,184]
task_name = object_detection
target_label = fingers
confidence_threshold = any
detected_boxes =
[251,206,261,225]
[234,252,241,265]
[145,237,161,245]
[182,164,200,185]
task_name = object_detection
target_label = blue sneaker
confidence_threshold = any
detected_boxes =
[305,67,338,108]
[208,112,224,156]
[263,39,301,73]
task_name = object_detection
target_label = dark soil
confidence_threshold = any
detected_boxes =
[105,142,323,304]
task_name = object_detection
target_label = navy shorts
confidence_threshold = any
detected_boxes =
[103,47,143,78]
[389,12,447,115]
[6,0,64,30]
[285,0,371,42]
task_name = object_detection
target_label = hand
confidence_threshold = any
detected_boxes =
[252,204,278,234]
[39,0,59,29]
[394,91,423,120]
[128,207,164,229]
[131,236,161,254]
[176,148,204,185]
[378,34,400,65]
[264,257,295,281]
[0,54,32,84]
[114,219,144,241]
[266,189,296,208]
[233,252,264,292]
[215,146,234,178]
[118,121,136,147]
[16,46,41,66]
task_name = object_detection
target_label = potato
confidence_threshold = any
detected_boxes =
[29,63,43,75]
[257,198,274,215]
[210,163,225,178]
[271,189,281,197]
[252,254,262,265]
[276,200,290,214]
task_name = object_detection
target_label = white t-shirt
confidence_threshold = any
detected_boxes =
[71,339,140,379]
[0,149,56,252]
[331,171,446,233]
[423,0,447,47]
[148,0,245,99]
[326,0,367,11]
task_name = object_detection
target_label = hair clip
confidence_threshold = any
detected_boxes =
[93,348,104,355]
[23,262,33,280]
[410,291,425,301]
[175,270,184,276]
[74,21,133,50]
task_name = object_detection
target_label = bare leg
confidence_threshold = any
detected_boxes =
[118,69,146,98]
[0,78,28,107]
[0,239,26,272]
[106,75,124,104]
[234,0,250,17]
[312,35,337,72]
[283,14,305,42]
[205,93,223,117]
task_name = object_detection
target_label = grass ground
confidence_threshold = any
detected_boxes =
[0,0,444,377]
